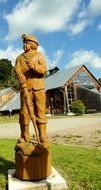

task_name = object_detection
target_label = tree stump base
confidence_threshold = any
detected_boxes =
[15,145,51,181]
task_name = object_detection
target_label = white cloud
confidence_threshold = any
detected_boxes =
[38,45,64,68]
[2,0,101,39]
[4,0,81,40]
[38,46,46,56]
[0,46,22,66]
[39,47,64,69]
[66,49,101,69]
[50,50,64,67]
[68,0,101,36]
[86,0,101,16]
[68,19,90,36]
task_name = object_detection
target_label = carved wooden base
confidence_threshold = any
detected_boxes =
[15,147,51,181]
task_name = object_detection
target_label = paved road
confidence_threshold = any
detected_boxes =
[0,116,101,139]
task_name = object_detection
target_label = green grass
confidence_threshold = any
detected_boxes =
[0,112,101,123]
[0,140,101,190]
[52,144,101,190]
[0,139,16,190]
[0,114,19,123]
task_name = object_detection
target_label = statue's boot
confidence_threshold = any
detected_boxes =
[37,124,49,148]
[20,124,31,142]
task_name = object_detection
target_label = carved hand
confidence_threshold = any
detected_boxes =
[17,73,26,84]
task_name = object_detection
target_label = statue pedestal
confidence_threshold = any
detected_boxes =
[8,167,68,190]
[15,147,51,180]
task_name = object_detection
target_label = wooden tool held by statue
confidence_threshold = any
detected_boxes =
[21,82,40,144]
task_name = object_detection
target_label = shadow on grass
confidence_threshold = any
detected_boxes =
[0,156,15,190]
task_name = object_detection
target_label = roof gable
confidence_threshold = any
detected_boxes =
[45,65,82,90]
[45,64,101,91]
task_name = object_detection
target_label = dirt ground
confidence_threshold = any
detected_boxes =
[47,115,101,148]
[0,114,101,148]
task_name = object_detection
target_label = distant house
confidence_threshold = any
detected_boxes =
[0,92,20,114]
[0,87,18,107]
[0,65,101,115]
[0,87,20,114]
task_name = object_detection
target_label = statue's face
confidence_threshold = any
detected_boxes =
[23,40,31,52]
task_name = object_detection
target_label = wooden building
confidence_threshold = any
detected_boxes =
[45,65,101,114]
[0,65,101,115]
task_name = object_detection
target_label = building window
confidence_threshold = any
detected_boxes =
[73,71,98,92]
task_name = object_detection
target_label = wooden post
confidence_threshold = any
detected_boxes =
[64,86,70,113]
[62,88,66,114]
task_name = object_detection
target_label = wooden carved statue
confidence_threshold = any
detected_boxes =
[14,34,51,180]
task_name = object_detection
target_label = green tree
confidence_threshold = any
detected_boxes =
[0,59,12,83]
[5,67,20,90]
[0,58,19,90]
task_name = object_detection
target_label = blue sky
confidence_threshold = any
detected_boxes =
[0,0,101,79]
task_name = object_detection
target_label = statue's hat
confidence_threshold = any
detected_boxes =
[22,34,39,45]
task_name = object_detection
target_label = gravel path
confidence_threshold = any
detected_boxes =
[0,115,101,147]
[0,116,101,136]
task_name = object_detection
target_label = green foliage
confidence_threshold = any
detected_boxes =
[70,99,85,115]
[0,58,19,90]
[0,59,12,82]
[5,67,20,90]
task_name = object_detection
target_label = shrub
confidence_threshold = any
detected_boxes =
[70,100,85,116]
